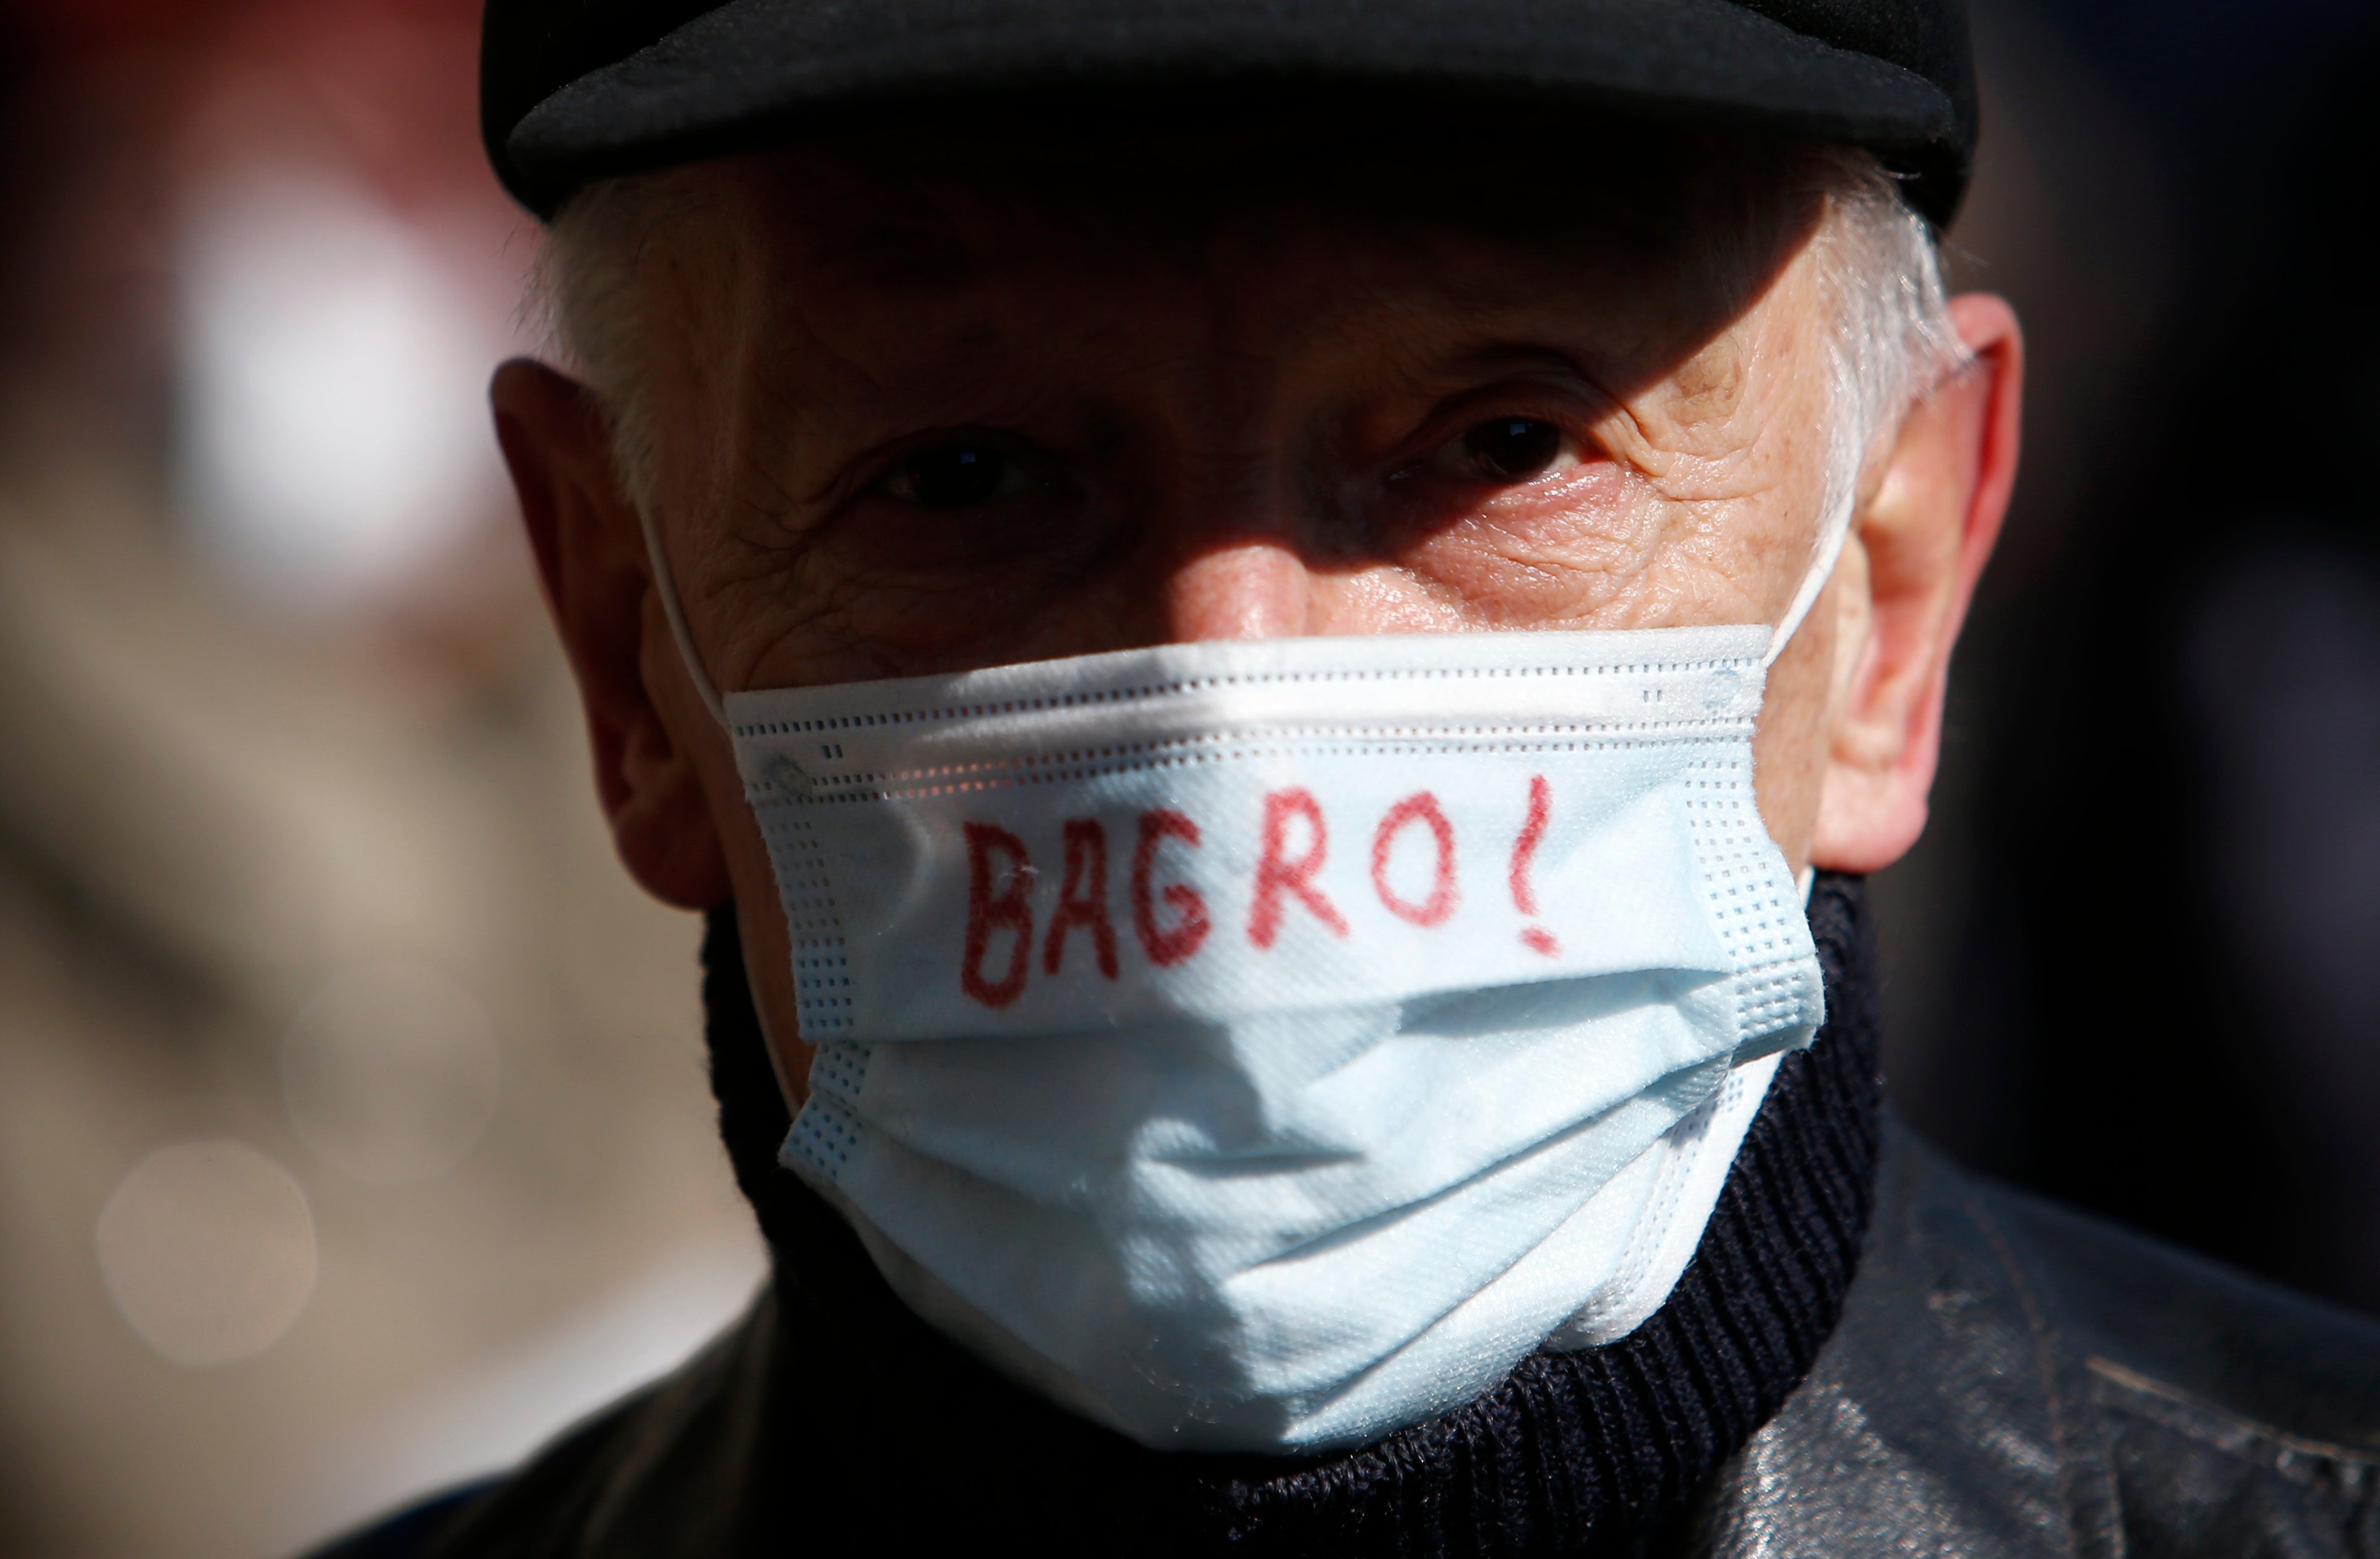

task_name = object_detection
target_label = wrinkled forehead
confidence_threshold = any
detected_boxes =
[656,114,1828,351]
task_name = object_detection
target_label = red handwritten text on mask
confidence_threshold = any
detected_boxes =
[1132,809,1210,967]
[1043,818,1119,980]
[961,822,1035,1009]
[1249,788,1349,949]
[1371,792,1458,928]
[959,780,1552,1006]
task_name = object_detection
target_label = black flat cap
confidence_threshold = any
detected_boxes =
[484,0,1976,228]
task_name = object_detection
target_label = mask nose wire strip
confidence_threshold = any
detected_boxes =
[1761,486,1858,670]
[638,502,730,729]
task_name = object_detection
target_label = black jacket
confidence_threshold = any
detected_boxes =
[322,1118,2380,1557]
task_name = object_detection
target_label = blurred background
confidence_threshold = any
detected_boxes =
[0,4,764,1555]
[0,1,2372,1554]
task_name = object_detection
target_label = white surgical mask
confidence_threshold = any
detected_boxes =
[646,502,1846,1454]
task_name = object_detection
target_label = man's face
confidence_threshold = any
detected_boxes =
[627,128,1848,681]
[493,121,2021,1096]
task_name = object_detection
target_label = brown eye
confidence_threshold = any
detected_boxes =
[1460,418,1566,483]
[881,443,1028,508]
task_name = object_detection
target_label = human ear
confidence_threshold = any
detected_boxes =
[1808,294,2023,873]
[490,358,733,909]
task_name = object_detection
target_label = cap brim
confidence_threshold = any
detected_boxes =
[505,0,1963,223]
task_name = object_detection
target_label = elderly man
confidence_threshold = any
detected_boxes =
[325,1,2380,1554]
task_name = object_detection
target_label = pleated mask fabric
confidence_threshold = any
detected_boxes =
[725,625,1824,1451]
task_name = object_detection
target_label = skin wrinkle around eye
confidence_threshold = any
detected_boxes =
[674,227,1831,686]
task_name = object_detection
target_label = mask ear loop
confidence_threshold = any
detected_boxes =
[1766,346,1984,670]
[1768,463,1860,910]
[1761,483,1858,672]
[636,502,729,729]
[1769,339,1978,895]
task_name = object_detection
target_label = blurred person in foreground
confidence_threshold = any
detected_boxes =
[322,1,2380,1553]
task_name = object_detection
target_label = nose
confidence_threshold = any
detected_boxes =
[1163,539,1315,641]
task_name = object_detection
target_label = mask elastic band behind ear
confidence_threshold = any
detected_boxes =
[1761,485,1858,670]
[638,502,729,728]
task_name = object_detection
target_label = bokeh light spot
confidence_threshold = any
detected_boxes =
[174,168,507,613]
[95,1140,319,1368]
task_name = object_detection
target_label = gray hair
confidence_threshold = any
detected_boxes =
[1807,150,1960,549]
[536,148,1956,555]
[533,173,690,521]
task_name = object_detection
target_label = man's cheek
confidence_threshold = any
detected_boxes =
[717,562,1064,688]
[766,527,1134,679]
[1393,485,1666,628]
